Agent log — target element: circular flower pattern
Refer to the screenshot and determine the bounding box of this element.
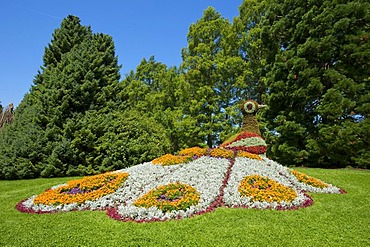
[133,182,200,213]
[33,172,129,205]
[238,175,297,203]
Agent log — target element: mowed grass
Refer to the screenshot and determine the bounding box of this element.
[0,168,369,246]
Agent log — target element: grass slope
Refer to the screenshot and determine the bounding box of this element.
[0,168,369,246]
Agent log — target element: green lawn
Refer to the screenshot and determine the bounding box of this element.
[0,168,369,246]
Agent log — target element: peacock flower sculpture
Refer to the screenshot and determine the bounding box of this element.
[17,100,346,223]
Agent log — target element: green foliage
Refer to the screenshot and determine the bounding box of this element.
[0,16,170,179]
[181,7,249,147]
[119,56,193,152]
[94,110,171,170]
[0,96,47,179]
[260,0,370,168]
[42,15,92,68]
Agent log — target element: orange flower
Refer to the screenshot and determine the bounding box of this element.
[238,175,297,203]
[209,148,234,159]
[152,154,193,166]
[290,170,329,188]
[178,147,207,157]
[34,172,129,205]
[236,151,263,161]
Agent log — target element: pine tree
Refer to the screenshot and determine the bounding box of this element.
[42,15,92,68]
[0,15,126,178]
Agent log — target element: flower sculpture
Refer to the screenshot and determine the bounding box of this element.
[17,99,346,222]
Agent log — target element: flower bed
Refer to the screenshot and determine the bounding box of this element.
[223,157,311,209]
[152,154,192,166]
[221,132,267,154]
[109,156,230,222]
[290,170,329,189]
[34,172,129,205]
[178,147,207,157]
[133,182,200,213]
[17,152,345,222]
[209,148,234,159]
[238,175,297,203]
[236,151,263,161]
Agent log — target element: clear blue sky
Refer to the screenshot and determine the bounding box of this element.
[0,0,242,108]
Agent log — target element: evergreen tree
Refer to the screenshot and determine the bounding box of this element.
[0,95,47,179]
[0,15,127,178]
[37,32,121,176]
[261,0,370,167]
[42,15,92,68]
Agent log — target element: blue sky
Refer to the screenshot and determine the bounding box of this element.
[0,0,242,108]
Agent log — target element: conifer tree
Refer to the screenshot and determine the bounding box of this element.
[0,15,126,178]
[261,0,370,167]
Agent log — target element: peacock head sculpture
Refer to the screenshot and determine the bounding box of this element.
[240,99,266,135]
[221,99,267,155]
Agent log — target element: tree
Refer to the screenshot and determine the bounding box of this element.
[181,7,248,147]
[42,15,92,68]
[37,31,122,177]
[0,15,125,178]
[236,0,272,103]
[0,95,47,179]
[261,0,370,167]
[119,56,192,152]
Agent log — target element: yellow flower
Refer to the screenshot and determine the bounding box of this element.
[34,172,129,205]
[209,148,234,159]
[236,151,263,160]
[178,147,208,157]
[290,170,329,188]
[152,154,192,166]
[238,175,297,203]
